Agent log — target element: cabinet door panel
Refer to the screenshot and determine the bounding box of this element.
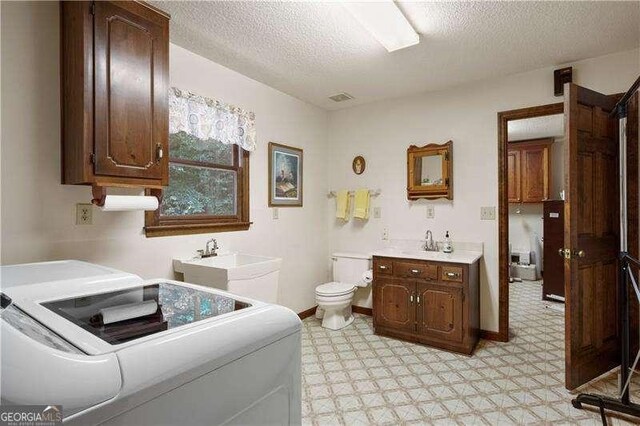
[507,150,521,202]
[373,278,415,331]
[521,146,549,202]
[417,283,463,343]
[94,1,168,180]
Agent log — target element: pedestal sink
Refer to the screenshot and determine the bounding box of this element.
[173,254,282,304]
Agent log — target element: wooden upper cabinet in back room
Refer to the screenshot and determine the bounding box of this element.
[508,138,552,203]
[61,1,170,188]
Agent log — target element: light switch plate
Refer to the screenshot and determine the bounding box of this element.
[426,205,435,219]
[373,207,381,218]
[480,206,496,220]
[272,208,279,220]
[76,203,93,225]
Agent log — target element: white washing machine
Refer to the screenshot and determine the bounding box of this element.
[0,260,301,425]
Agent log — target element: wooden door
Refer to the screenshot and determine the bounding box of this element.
[564,84,620,390]
[507,149,521,202]
[416,282,463,343]
[521,145,549,202]
[93,1,168,180]
[373,278,416,331]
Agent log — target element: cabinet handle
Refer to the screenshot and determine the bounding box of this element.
[445,272,459,278]
[410,269,420,274]
[379,265,387,270]
[410,294,414,303]
[156,143,163,163]
[416,295,421,304]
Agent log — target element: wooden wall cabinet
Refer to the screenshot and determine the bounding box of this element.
[61,1,170,189]
[507,138,552,203]
[372,256,480,355]
[407,141,453,200]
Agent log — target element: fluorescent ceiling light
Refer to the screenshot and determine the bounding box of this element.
[342,1,419,52]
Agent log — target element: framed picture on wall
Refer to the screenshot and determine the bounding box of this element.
[269,142,303,207]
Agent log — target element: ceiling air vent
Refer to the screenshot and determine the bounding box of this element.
[329,92,354,102]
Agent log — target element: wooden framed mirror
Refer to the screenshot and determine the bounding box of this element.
[407,141,453,200]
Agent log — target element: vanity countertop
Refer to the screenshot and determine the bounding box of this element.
[370,248,483,265]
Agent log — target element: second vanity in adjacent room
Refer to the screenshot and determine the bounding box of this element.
[370,245,482,355]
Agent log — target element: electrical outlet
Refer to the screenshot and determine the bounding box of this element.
[272,208,279,220]
[76,203,93,225]
[373,207,381,218]
[426,205,435,219]
[480,206,496,220]
[382,227,389,240]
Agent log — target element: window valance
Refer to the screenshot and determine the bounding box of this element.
[168,87,256,152]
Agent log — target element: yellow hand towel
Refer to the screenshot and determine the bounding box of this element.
[335,189,350,220]
[353,188,370,220]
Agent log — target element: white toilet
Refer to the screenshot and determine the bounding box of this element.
[315,252,372,330]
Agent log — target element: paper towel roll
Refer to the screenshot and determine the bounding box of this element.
[100,195,159,212]
[99,300,158,325]
[362,269,373,284]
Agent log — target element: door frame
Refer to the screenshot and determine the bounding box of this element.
[496,102,564,342]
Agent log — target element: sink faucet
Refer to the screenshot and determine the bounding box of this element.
[198,239,219,258]
[424,230,437,252]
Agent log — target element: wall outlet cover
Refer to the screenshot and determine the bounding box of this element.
[76,203,93,225]
[382,227,389,240]
[480,206,496,220]
[426,205,435,219]
[272,207,279,220]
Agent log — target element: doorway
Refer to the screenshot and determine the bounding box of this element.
[498,85,632,391]
[497,103,563,344]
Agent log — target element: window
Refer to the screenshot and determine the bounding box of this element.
[144,131,250,237]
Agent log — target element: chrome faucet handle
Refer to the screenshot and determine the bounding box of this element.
[196,249,205,258]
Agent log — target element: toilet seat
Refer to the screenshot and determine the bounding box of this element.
[315,282,355,297]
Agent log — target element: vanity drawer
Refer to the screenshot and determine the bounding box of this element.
[375,259,394,275]
[394,262,438,280]
[441,266,464,283]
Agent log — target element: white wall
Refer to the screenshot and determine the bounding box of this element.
[0,2,330,314]
[327,48,640,332]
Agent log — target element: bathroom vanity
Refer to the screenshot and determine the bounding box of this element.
[371,249,481,355]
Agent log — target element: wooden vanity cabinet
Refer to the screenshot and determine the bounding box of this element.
[372,256,479,355]
[508,138,552,203]
[61,1,170,188]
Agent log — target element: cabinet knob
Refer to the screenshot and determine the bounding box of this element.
[410,269,420,274]
[445,272,459,278]
[379,265,387,270]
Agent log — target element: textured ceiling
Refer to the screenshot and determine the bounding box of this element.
[508,114,564,142]
[153,1,640,110]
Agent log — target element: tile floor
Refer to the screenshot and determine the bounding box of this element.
[301,280,640,425]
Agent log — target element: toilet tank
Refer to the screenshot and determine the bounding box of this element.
[332,252,372,284]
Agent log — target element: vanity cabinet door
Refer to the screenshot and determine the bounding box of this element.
[416,282,464,343]
[507,149,521,202]
[373,278,416,332]
[93,1,169,181]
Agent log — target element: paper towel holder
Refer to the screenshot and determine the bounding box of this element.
[91,185,162,207]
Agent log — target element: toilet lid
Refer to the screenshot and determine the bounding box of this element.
[316,282,356,296]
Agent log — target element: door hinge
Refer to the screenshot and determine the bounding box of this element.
[89,153,95,164]
[90,2,95,15]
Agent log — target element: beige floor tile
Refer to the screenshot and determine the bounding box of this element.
[301,280,640,425]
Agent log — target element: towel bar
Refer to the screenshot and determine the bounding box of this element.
[327,189,381,198]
